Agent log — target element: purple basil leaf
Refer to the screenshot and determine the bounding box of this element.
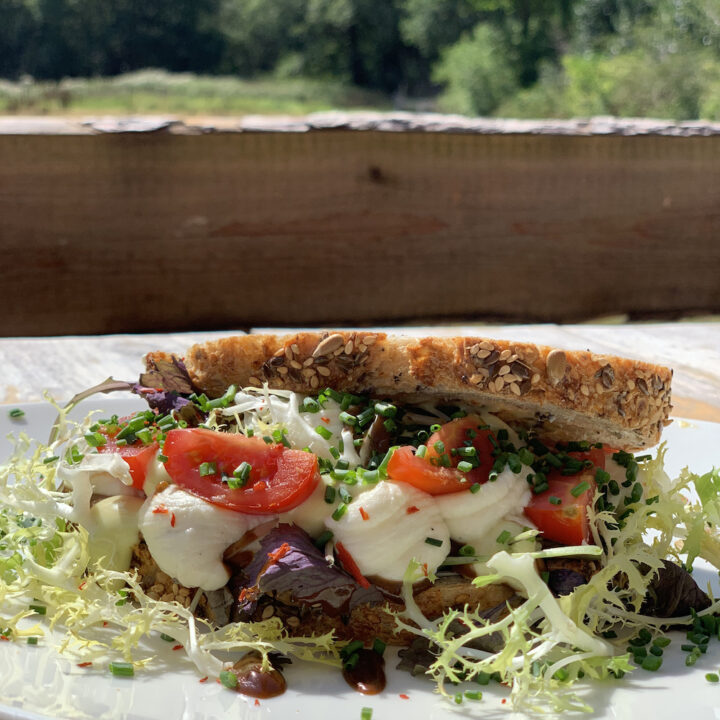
[237,524,384,617]
[139,355,196,395]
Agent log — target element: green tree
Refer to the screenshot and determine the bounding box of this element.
[433,23,518,114]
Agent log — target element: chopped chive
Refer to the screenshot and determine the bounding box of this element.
[160,633,175,642]
[544,453,562,468]
[496,530,512,544]
[324,486,336,504]
[454,693,463,704]
[315,425,333,441]
[377,446,398,479]
[457,446,477,458]
[332,503,347,521]
[84,432,107,448]
[470,483,481,493]
[653,636,671,648]
[570,480,590,497]
[29,604,46,615]
[458,544,476,556]
[464,690,482,700]
[315,529,333,549]
[425,536,443,547]
[135,428,152,444]
[372,637,386,656]
[707,673,719,683]
[433,440,445,454]
[9,408,25,419]
[383,418,397,433]
[595,468,611,484]
[339,411,357,426]
[232,462,252,485]
[374,402,397,418]
[219,669,238,688]
[199,462,217,476]
[338,487,353,504]
[429,424,441,432]
[415,444,427,459]
[360,469,379,484]
[457,460,473,473]
[549,495,562,505]
[42,456,60,465]
[109,661,134,677]
[609,479,620,495]
[361,708,373,720]
[641,654,662,671]
[157,454,169,463]
[533,482,549,494]
[26,636,38,645]
[475,671,491,685]
[301,397,320,413]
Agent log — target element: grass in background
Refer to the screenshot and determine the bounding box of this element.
[0,69,391,116]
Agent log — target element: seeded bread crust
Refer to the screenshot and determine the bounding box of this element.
[148,331,672,450]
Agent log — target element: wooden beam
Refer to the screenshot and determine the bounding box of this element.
[1,128,719,335]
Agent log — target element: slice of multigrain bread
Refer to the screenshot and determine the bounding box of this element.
[150,332,672,450]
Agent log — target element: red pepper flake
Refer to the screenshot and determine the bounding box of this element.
[422,563,429,577]
[102,621,108,627]
[399,693,410,700]
[254,699,260,707]
[321,416,330,424]
[268,542,291,564]
[406,505,420,515]
[335,542,371,589]
[253,481,267,492]
[77,662,92,668]
[199,676,208,683]
[78,581,87,590]
[359,507,370,521]
[0,636,9,642]
[152,504,169,515]
[173,644,183,651]
[238,588,248,602]
[501,699,507,705]
[170,512,176,528]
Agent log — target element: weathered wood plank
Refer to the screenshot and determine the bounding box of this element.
[1,130,719,335]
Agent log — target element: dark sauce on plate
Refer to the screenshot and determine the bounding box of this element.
[342,649,386,695]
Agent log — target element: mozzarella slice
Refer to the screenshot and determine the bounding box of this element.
[88,495,145,572]
[434,466,532,545]
[58,452,140,498]
[138,486,257,591]
[325,481,449,581]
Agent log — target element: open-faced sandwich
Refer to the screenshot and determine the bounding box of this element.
[3,332,720,713]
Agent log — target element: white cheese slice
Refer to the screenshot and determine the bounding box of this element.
[434,466,532,545]
[138,486,257,591]
[58,452,140,498]
[88,495,145,572]
[325,481,449,581]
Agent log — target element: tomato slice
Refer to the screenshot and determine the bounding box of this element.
[97,436,159,490]
[386,416,495,495]
[162,428,319,515]
[524,447,609,545]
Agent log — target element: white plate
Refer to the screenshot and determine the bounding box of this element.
[1,398,720,720]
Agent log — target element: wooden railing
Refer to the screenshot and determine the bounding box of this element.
[1,114,719,336]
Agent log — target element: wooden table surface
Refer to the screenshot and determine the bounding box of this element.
[1,322,719,423]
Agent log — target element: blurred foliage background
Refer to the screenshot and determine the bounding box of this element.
[1,0,718,118]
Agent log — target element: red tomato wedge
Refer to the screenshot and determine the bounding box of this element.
[162,428,319,515]
[386,416,495,495]
[97,436,159,490]
[524,447,608,545]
